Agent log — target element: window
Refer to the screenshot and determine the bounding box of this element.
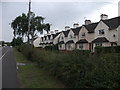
[113,34,116,37]
[59,44,62,48]
[79,44,83,49]
[99,29,104,35]
[70,35,73,39]
[68,44,71,50]
[81,32,86,38]
[95,43,102,47]
[61,37,64,40]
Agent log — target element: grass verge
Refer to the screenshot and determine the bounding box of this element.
[13,48,66,88]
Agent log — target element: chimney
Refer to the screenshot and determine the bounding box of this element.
[100,14,108,20]
[85,20,91,25]
[65,26,70,30]
[55,30,59,33]
[50,31,54,34]
[73,23,79,28]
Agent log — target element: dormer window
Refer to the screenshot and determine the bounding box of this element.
[81,32,85,38]
[70,35,72,39]
[99,29,104,35]
[61,37,64,40]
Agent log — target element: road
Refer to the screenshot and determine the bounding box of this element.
[2,46,20,88]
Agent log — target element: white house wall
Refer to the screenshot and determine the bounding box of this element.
[59,32,68,43]
[33,38,40,47]
[67,30,78,43]
[94,21,109,40]
[117,25,120,45]
[53,33,61,44]
[109,29,117,42]
[79,26,92,42]
[66,43,75,51]
[58,44,65,50]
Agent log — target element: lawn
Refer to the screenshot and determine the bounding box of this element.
[13,48,66,88]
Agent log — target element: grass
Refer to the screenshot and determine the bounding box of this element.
[13,48,66,88]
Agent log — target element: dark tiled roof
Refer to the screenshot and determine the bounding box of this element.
[48,35,51,40]
[66,40,74,44]
[44,36,47,40]
[72,27,82,35]
[58,41,65,44]
[39,43,45,45]
[41,37,44,41]
[54,32,61,38]
[39,43,43,45]
[51,34,55,38]
[84,22,98,33]
[49,42,53,44]
[76,39,88,44]
[92,37,109,43]
[102,16,120,30]
[45,42,48,44]
[62,30,70,37]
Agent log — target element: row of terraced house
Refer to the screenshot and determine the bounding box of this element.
[33,14,120,52]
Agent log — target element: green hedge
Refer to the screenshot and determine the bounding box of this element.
[18,44,120,88]
[45,45,59,51]
[95,46,120,54]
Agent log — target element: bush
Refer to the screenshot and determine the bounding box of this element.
[45,45,59,51]
[95,46,120,55]
[20,44,34,61]
[17,45,120,88]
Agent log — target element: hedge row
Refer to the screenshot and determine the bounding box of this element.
[95,46,120,54]
[18,44,120,88]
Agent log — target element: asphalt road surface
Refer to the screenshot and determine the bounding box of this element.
[2,46,20,88]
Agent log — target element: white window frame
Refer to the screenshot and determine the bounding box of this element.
[99,29,105,35]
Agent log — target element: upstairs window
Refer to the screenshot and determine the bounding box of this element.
[99,29,105,35]
[61,37,64,40]
[70,35,73,39]
[81,32,86,38]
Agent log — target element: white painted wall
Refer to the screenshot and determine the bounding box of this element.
[58,44,65,50]
[117,25,120,45]
[33,37,40,47]
[109,29,117,42]
[66,43,75,51]
[67,30,78,43]
[94,21,109,40]
[53,33,61,44]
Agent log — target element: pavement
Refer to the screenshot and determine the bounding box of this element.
[2,46,20,88]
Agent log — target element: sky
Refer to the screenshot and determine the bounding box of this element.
[0,0,120,42]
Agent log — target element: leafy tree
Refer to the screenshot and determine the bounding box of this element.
[11,12,51,44]
[11,37,23,46]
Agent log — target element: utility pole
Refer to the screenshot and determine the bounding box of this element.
[27,0,31,44]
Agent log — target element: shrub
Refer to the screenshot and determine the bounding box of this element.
[45,45,59,51]
[17,45,120,88]
[95,46,120,55]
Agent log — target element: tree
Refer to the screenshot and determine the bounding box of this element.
[11,37,23,46]
[11,12,51,44]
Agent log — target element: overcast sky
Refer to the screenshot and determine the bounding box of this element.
[0,0,119,42]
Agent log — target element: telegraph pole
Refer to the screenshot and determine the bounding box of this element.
[27,0,31,44]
